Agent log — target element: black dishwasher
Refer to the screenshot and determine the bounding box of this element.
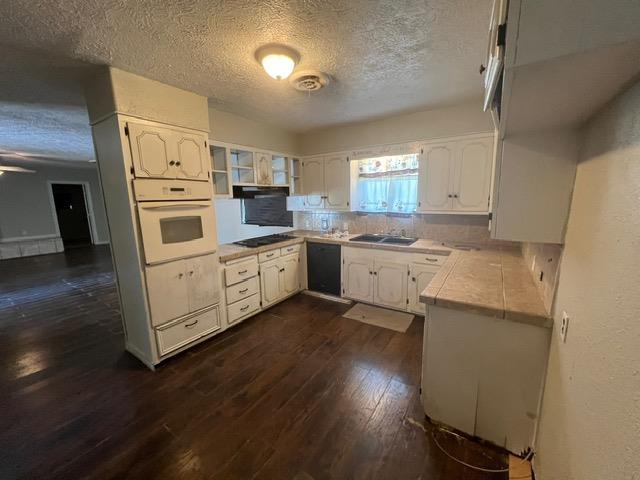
[306,242,341,296]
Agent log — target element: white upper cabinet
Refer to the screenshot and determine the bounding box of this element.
[418,142,455,211]
[418,134,494,214]
[128,122,174,179]
[301,157,326,209]
[175,132,209,181]
[453,137,493,212]
[128,121,209,181]
[255,152,273,185]
[301,155,350,211]
[324,155,350,210]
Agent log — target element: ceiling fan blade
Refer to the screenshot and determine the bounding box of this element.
[0,165,36,173]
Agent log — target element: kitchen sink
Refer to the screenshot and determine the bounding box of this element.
[349,234,417,246]
[379,237,417,245]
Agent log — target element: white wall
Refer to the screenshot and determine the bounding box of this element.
[209,107,299,154]
[214,198,294,245]
[535,80,640,479]
[0,162,109,243]
[298,101,493,155]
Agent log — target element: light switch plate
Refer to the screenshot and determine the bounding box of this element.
[560,311,569,343]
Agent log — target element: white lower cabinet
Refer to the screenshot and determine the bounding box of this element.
[223,247,301,327]
[260,258,284,307]
[227,293,261,325]
[343,255,374,303]
[260,252,301,308]
[156,305,221,356]
[408,263,440,314]
[373,261,409,310]
[146,253,219,327]
[342,247,446,313]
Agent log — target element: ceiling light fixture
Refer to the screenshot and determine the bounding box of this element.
[255,45,299,80]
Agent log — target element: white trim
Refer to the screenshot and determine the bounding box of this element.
[0,233,60,243]
[47,180,100,245]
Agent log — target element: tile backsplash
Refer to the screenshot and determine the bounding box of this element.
[294,212,516,246]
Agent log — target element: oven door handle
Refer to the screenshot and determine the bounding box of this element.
[139,203,211,211]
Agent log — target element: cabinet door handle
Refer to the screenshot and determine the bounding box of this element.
[453,194,458,198]
[447,194,452,198]
[369,271,373,275]
[279,268,285,272]
[178,273,184,279]
[240,305,250,311]
[373,271,378,276]
[188,270,194,276]
[176,161,181,166]
[411,277,416,282]
[239,288,248,294]
[169,160,176,166]
[184,320,199,328]
[238,269,248,274]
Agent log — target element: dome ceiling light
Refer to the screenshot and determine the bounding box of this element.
[255,44,299,80]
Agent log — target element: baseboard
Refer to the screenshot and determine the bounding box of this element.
[0,234,59,243]
[302,290,352,304]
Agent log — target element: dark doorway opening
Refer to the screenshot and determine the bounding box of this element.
[51,183,92,248]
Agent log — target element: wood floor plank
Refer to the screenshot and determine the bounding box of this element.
[0,246,508,480]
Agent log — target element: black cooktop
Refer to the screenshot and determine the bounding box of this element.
[233,234,296,248]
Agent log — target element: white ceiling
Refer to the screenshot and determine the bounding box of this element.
[0,0,491,163]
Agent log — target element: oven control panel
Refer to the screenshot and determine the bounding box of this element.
[134,179,212,201]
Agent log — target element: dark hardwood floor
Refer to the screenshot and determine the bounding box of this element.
[0,247,508,479]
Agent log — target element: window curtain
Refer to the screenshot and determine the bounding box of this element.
[356,154,419,213]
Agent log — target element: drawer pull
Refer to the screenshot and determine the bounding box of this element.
[238,288,249,294]
[286,247,293,252]
[184,320,199,328]
[425,258,438,262]
[240,305,250,311]
[238,269,248,274]
[266,253,274,257]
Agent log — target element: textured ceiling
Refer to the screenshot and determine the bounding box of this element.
[0,0,491,162]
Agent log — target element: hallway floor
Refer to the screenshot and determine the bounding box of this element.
[0,247,508,479]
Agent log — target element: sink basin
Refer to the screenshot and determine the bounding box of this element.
[349,234,417,246]
[350,234,386,243]
[380,237,417,246]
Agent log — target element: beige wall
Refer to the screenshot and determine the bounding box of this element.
[298,101,493,155]
[535,80,640,479]
[208,108,299,154]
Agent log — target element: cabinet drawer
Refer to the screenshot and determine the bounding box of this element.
[411,253,448,267]
[227,293,261,324]
[226,276,259,304]
[156,305,220,356]
[259,249,280,263]
[280,243,301,256]
[225,258,259,286]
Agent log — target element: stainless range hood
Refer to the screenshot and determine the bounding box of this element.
[232,185,289,199]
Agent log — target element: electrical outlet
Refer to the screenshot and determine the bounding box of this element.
[560,311,570,343]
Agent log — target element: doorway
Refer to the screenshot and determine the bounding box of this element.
[50,183,94,248]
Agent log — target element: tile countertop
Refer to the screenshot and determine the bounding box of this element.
[419,247,553,329]
[218,230,551,329]
[217,230,456,262]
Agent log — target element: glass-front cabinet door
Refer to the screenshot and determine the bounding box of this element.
[272,155,289,186]
[210,144,230,197]
[230,148,256,185]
